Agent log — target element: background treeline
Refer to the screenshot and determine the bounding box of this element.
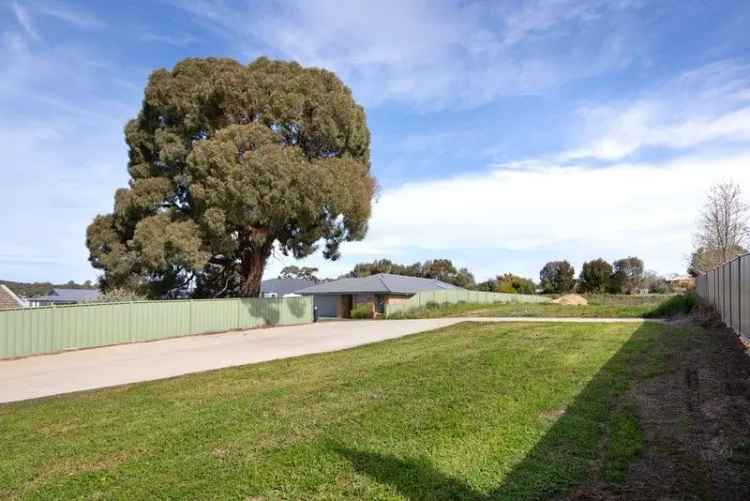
[1,280,97,298]
[340,255,674,295]
[344,259,476,288]
[538,256,672,294]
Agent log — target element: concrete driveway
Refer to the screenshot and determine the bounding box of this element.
[0,317,654,404]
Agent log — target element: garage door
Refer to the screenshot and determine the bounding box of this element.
[314,295,338,318]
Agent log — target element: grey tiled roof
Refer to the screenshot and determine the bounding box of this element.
[33,288,101,303]
[260,278,316,296]
[297,273,459,295]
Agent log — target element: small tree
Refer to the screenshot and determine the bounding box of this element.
[495,273,536,294]
[539,261,576,293]
[475,280,496,292]
[578,258,613,293]
[693,181,749,272]
[609,257,644,294]
[642,271,669,294]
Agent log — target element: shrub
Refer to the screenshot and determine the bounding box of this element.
[350,303,374,319]
[496,273,536,294]
[425,301,441,310]
[644,294,696,318]
[642,271,671,294]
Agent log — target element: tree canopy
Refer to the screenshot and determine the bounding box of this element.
[345,258,475,288]
[609,257,644,294]
[578,258,613,293]
[539,260,576,293]
[279,266,319,282]
[87,57,375,298]
[693,181,749,273]
[688,245,746,277]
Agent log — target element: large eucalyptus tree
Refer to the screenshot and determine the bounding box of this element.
[87,58,374,297]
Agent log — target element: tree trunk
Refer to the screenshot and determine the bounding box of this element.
[239,240,273,297]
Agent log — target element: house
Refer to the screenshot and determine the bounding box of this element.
[0,284,26,310]
[259,278,316,298]
[665,275,696,290]
[27,288,101,307]
[297,273,459,318]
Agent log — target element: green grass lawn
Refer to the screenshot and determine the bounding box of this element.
[388,294,692,319]
[0,321,663,500]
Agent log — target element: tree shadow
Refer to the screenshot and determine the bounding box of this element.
[239,296,311,327]
[333,322,659,500]
[285,296,310,321]
[240,298,280,327]
[334,446,481,500]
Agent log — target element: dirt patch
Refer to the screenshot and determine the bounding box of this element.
[553,294,589,305]
[570,321,750,500]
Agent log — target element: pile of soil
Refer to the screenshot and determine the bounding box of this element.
[552,294,589,305]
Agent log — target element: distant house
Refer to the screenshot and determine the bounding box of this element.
[260,278,316,298]
[0,284,26,310]
[297,273,458,318]
[665,275,696,290]
[27,288,101,307]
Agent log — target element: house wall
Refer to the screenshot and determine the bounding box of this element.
[336,295,353,318]
[385,295,410,305]
[328,293,414,318]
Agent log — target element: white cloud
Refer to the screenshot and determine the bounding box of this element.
[560,60,750,161]
[138,32,195,47]
[10,2,41,42]
[32,3,105,30]
[174,0,641,109]
[268,151,750,281]
[0,27,136,283]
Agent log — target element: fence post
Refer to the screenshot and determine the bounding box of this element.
[128,301,133,342]
[236,298,241,330]
[739,257,743,336]
[730,261,733,329]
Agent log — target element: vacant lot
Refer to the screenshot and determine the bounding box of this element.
[389,294,688,319]
[1,319,748,500]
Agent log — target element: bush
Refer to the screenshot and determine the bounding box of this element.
[425,301,442,310]
[496,273,536,294]
[644,294,696,318]
[350,303,374,319]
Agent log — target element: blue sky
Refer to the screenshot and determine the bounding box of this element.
[2,0,750,284]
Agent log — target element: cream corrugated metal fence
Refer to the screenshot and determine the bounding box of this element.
[695,253,750,339]
[0,296,313,359]
[385,289,550,317]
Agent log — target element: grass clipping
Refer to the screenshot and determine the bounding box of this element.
[552,294,589,305]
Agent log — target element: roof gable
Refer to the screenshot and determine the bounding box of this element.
[0,284,25,310]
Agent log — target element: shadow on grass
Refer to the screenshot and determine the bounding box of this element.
[334,322,659,500]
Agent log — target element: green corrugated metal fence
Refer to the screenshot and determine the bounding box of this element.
[385,289,550,317]
[0,296,313,359]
